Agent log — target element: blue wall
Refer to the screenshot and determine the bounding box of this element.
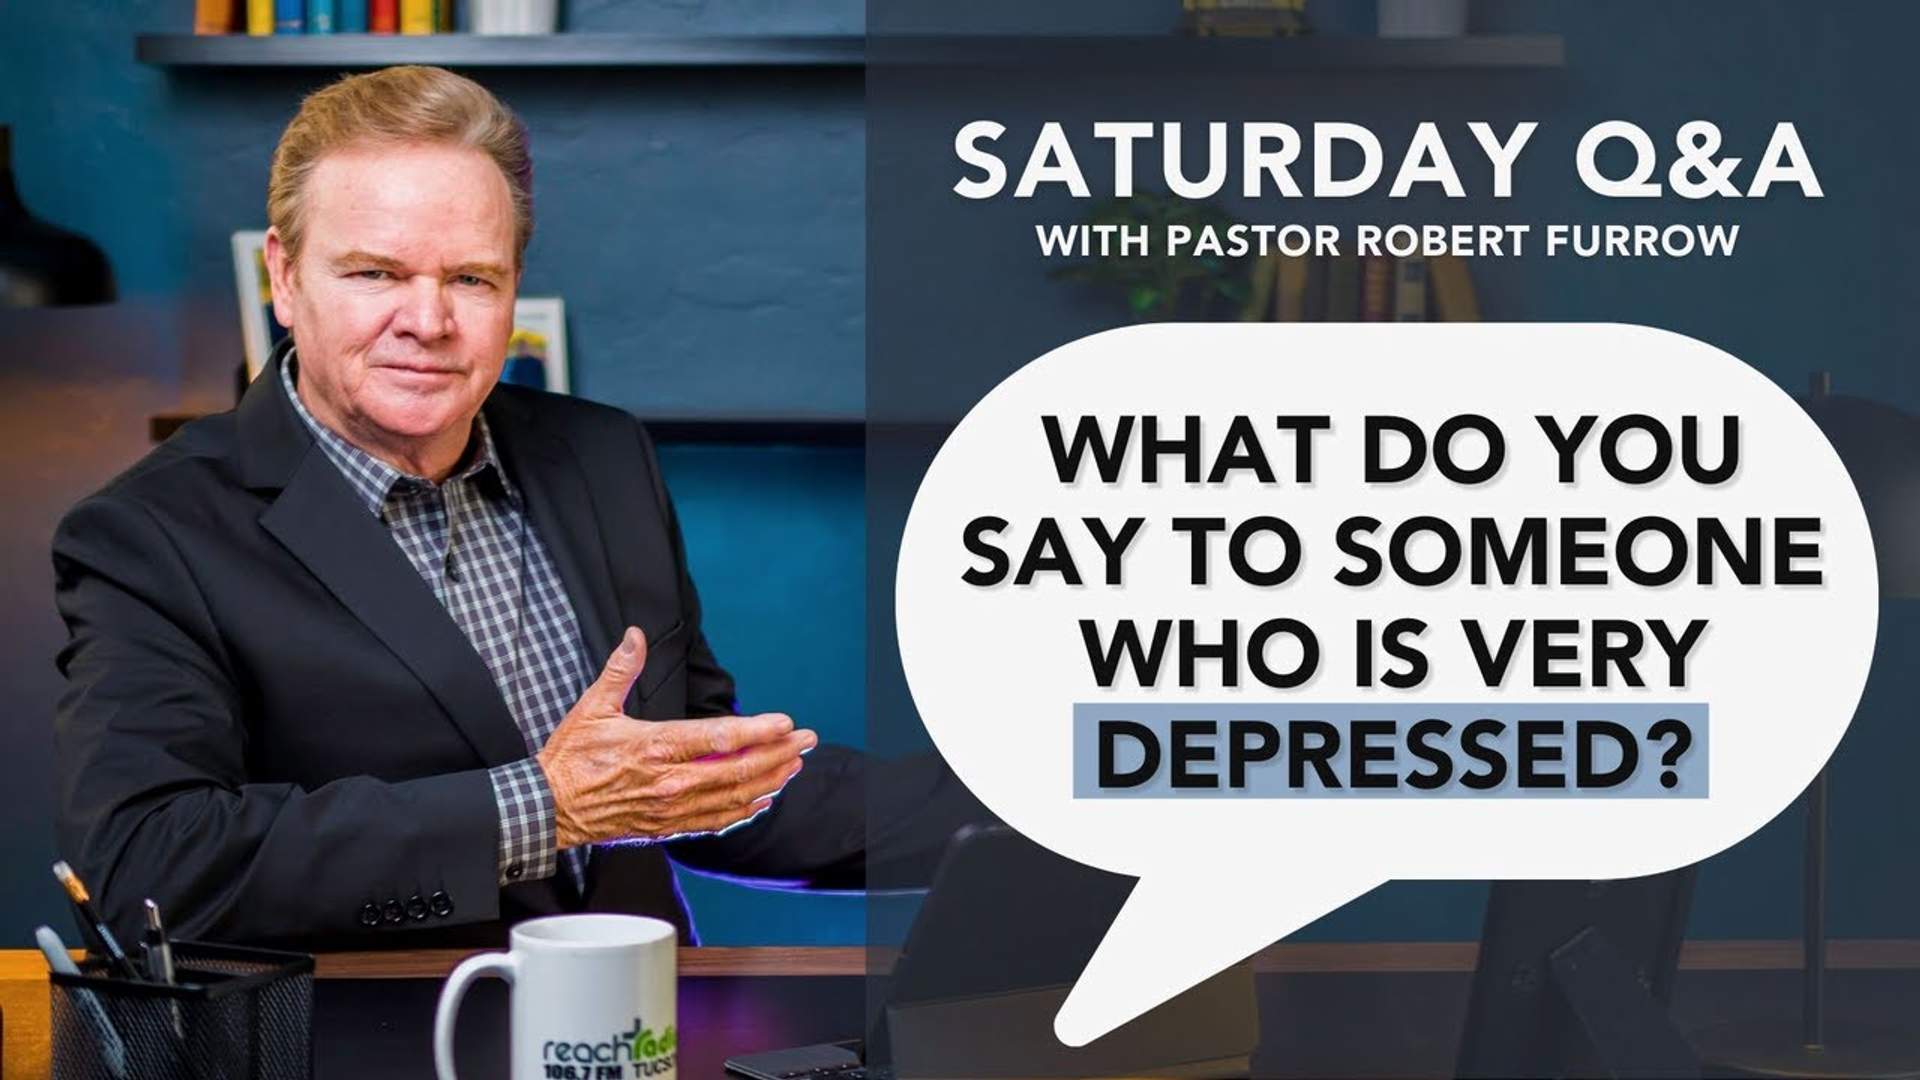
[662,444,866,943]
[0,0,865,945]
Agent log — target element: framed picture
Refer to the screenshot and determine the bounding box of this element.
[230,229,569,395]
[230,230,281,382]
[505,296,570,394]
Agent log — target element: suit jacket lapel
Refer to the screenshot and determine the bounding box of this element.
[484,394,621,673]
[241,343,532,767]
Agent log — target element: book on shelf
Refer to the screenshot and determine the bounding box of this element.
[1428,254,1481,321]
[1243,252,1380,322]
[400,0,434,34]
[1241,253,1480,322]
[1183,0,1310,37]
[1392,254,1428,321]
[224,0,412,33]
[1360,255,1393,321]
[1299,253,1327,321]
[1324,253,1361,320]
[1273,253,1310,321]
[195,0,239,33]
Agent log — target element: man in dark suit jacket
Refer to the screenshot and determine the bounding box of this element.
[52,66,963,950]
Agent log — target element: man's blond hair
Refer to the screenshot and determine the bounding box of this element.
[268,65,533,266]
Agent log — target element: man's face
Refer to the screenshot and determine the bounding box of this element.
[264,140,519,463]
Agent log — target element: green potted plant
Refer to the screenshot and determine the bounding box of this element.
[1049,192,1251,321]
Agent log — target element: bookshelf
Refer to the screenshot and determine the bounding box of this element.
[135,33,866,68]
[134,33,1564,71]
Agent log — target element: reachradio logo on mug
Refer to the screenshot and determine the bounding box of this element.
[540,1016,677,1078]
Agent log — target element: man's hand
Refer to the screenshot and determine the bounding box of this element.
[537,626,815,850]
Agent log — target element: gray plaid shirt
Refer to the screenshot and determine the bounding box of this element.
[282,353,587,890]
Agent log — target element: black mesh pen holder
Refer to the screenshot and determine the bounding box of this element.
[49,940,314,1080]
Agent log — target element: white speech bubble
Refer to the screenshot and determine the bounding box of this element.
[893,323,1876,1047]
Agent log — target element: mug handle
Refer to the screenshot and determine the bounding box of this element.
[434,951,519,1080]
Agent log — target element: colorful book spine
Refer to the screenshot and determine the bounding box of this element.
[1360,255,1393,321]
[437,0,454,32]
[399,0,434,34]
[339,0,368,31]
[307,0,338,33]
[370,0,397,32]
[1273,253,1309,321]
[247,0,274,34]
[274,0,304,33]
[195,0,238,34]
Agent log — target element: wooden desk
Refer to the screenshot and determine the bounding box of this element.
[330,952,868,1079]
[4,941,1916,1078]
[1,947,867,1080]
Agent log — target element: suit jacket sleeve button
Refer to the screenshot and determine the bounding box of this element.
[381,899,405,924]
[405,894,429,921]
[429,890,454,918]
[358,903,382,928]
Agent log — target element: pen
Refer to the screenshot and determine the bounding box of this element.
[142,899,175,984]
[37,925,130,1080]
[144,898,187,1038]
[52,860,142,981]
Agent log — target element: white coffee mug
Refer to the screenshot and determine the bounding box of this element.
[470,0,561,34]
[434,913,677,1080]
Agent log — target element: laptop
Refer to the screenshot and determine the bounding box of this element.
[724,824,1257,1078]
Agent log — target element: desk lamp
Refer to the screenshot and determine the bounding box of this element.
[0,124,114,307]
[1695,374,1920,1079]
